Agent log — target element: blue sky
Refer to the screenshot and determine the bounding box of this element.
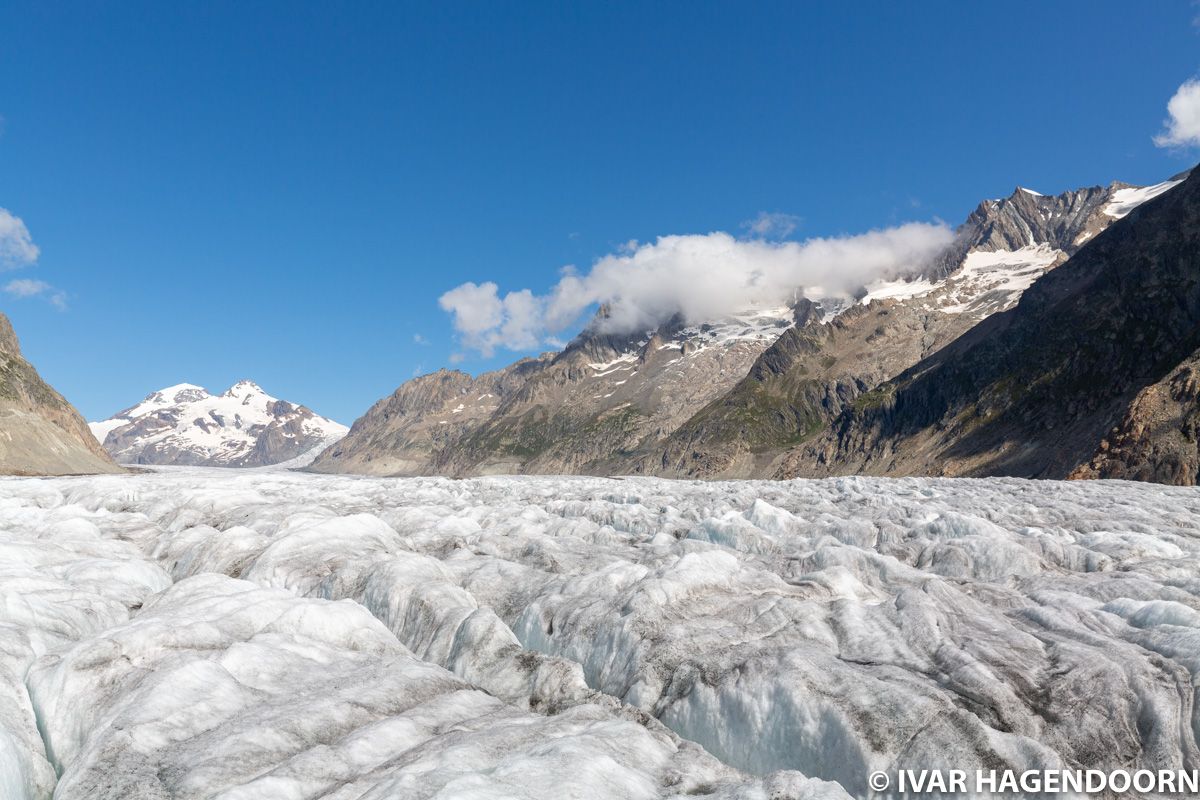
[0,1,1197,424]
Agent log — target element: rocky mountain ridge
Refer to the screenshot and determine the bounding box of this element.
[777,165,1200,481]
[311,169,1196,484]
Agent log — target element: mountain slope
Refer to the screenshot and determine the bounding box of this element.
[630,178,1174,478]
[777,166,1200,481]
[436,306,798,475]
[312,172,1188,482]
[312,306,797,477]
[0,312,122,475]
[308,357,551,476]
[92,381,347,467]
[627,297,982,478]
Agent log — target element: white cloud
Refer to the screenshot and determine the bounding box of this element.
[438,282,544,357]
[438,282,503,340]
[4,278,66,310]
[742,211,801,239]
[0,209,40,268]
[440,221,952,356]
[1155,77,1200,148]
[413,333,429,345]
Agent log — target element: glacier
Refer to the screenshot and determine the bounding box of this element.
[1,470,1199,798]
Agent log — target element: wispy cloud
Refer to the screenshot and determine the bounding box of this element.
[439,221,952,356]
[1155,77,1200,148]
[741,211,801,240]
[413,333,429,345]
[0,209,40,269]
[4,278,67,310]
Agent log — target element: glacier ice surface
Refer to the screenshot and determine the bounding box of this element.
[1,470,1199,798]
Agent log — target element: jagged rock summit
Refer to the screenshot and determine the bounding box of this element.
[91,380,347,467]
[779,165,1200,481]
[0,312,122,475]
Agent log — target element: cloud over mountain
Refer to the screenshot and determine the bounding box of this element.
[440,222,952,356]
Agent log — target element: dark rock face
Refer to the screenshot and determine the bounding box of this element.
[0,312,122,475]
[1070,351,1200,485]
[778,167,1200,482]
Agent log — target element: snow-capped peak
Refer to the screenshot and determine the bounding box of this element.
[157,382,209,397]
[151,382,210,403]
[108,383,212,423]
[89,381,348,467]
[856,174,1187,321]
[222,380,271,402]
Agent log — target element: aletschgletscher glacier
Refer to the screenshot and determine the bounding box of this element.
[2,469,1198,798]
